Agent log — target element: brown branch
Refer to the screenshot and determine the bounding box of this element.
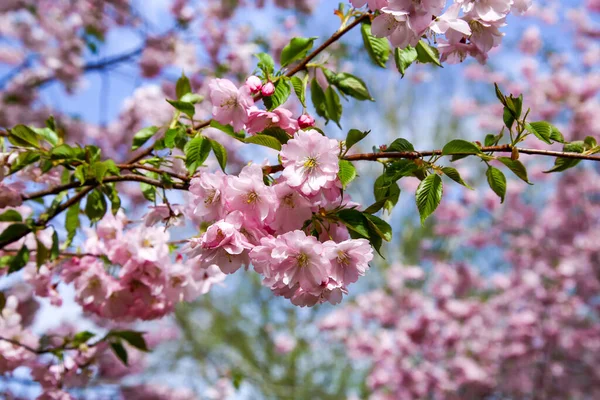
[22,174,189,201]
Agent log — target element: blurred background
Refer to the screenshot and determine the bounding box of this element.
[1,0,600,399]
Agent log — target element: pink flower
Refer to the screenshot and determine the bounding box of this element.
[186,211,253,274]
[350,0,388,10]
[297,113,315,129]
[280,129,340,196]
[224,164,277,223]
[209,78,254,132]
[323,239,373,286]
[273,107,299,134]
[261,81,275,96]
[189,170,228,223]
[430,4,472,37]
[245,75,262,93]
[271,183,313,233]
[0,183,22,209]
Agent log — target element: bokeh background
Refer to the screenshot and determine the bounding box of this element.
[1,0,600,398]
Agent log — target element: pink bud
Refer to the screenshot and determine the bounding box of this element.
[297,114,315,129]
[261,81,275,97]
[245,75,262,93]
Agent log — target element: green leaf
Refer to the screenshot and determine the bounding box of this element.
[386,138,415,152]
[334,72,373,101]
[503,107,515,130]
[336,209,370,238]
[543,141,584,173]
[550,126,565,143]
[71,331,95,346]
[497,157,531,184]
[486,166,507,203]
[291,75,308,108]
[263,79,291,111]
[364,214,392,242]
[0,223,29,244]
[260,127,289,144]
[179,93,204,104]
[244,134,282,151]
[585,136,597,149]
[415,40,442,67]
[8,245,29,274]
[209,139,228,172]
[338,160,356,189]
[324,86,342,128]
[442,139,481,156]
[345,129,370,152]
[164,127,186,149]
[50,230,59,261]
[526,121,552,145]
[441,167,473,189]
[109,330,149,352]
[85,189,107,223]
[35,237,49,268]
[8,125,40,148]
[484,133,501,147]
[394,46,418,77]
[103,184,121,215]
[65,202,80,247]
[141,181,156,202]
[50,144,78,160]
[280,37,316,67]
[255,53,275,75]
[209,120,245,140]
[175,73,192,99]
[361,22,390,68]
[415,174,443,225]
[310,78,328,121]
[10,151,40,174]
[110,342,129,366]
[33,127,59,146]
[0,210,22,222]
[166,99,195,119]
[185,136,212,172]
[131,126,159,150]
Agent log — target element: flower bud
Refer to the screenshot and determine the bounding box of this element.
[261,81,275,97]
[297,114,315,129]
[245,75,262,93]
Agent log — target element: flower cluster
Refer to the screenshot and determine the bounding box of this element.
[59,211,226,321]
[186,128,374,307]
[353,0,533,63]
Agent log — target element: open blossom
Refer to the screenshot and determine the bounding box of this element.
[224,164,277,223]
[280,129,340,196]
[458,0,512,22]
[209,78,254,131]
[186,211,253,274]
[323,239,374,286]
[350,0,388,10]
[189,170,228,223]
[271,182,313,233]
[430,4,472,37]
[246,106,299,135]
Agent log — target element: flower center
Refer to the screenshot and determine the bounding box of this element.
[303,157,319,171]
[283,194,295,208]
[246,191,259,204]
[205,189,217,205]
[297,252,309,268]
[221,97,239,109]
[337,250,350,266]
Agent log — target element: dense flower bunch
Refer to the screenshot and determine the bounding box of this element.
[353,0,532,63]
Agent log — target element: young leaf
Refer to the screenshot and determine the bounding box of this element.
[8,125,40,148]
[394,46,418,77]
[415,174,443,225]
[441,167,473,189]
[263,79,291,111]
[497,157,531,184]
[415,40,442,67]
[0,210,22,222]
[110,342,129,366]
[109,330,149,352]
[334,73,373,101]
[338,160,357,189]
[280,37,316,67]
[244,135,282,151]
[324,86,342,128]
[65,202,80,247]
[386,138,415,152]
[175,73,192,99]
[166,99,195,119]
[291,76,307,108]
[255,53,275,75]
[361,22,390,68]
[209,139,228,172]
[525,121,552,145]
[345,129,370,152]
[486,166,507,203]
[132,126,159,150]
[441,140,481,155]
[185,136,212,172]
[85,189,107,223]
[310,78,329,121]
